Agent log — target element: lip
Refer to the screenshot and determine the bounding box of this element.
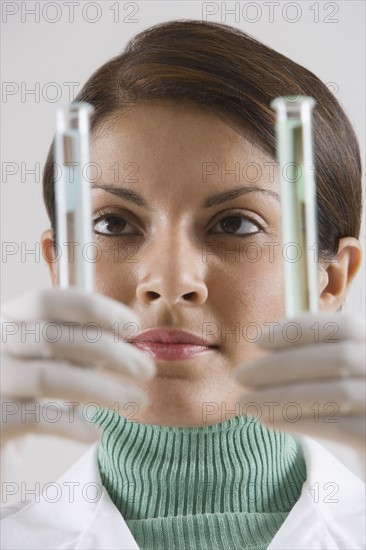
[128,329,217,361]
[129,329,214,346]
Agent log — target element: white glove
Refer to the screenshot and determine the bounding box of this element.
[234,312,365,454]
[1,288,156,443]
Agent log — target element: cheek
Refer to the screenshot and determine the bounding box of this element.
[206,250,285,359]
[94,243,137,302]
[209,246,285,320]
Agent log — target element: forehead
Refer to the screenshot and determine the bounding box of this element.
[89,102,279,213]
[91,101,271,167]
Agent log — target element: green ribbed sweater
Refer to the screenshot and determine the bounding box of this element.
[91,409,306,550]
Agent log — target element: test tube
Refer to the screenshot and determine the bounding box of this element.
[54,102,95,291]
[270,96,319,317]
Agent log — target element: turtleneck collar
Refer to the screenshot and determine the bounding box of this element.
[91,408,306,520]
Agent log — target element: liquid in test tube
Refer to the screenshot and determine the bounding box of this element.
[271,96,319,318]
[54,102,95,291]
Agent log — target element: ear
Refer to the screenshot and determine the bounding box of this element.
[41,229,58,287]
[318,237,362,311]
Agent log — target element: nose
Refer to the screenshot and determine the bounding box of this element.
[135,232,208,307]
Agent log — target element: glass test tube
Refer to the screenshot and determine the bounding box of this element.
[270,96,319,318]
[54,102,95,291]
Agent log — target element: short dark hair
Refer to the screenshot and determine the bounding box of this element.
[43,19,362,259]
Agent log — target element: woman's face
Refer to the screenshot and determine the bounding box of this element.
[86,101,287,426]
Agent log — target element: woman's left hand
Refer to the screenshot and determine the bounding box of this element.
[234,312,365,453]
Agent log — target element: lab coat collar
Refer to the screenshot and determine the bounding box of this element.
[2,435,365,549]
[1,440,138,550]
[268,435,365,549]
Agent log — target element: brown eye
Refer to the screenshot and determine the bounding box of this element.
[93,215,135,236]
[220,216,242,233]
[212,214,261,235]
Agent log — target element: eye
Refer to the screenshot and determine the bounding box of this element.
[93,213,139,236]
[211,212,262,236]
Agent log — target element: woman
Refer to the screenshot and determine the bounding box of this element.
[1,19,365,549]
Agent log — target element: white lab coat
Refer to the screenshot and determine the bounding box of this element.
[1,434,365,549]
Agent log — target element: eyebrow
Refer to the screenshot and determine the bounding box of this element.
[91,184,280,209]
[92,184,150,209]
[201,185,280,207]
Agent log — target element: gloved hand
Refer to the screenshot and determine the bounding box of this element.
[1,288,156,443]
[234,312,365,454]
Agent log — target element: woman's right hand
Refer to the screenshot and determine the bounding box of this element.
[0,287,156,443]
